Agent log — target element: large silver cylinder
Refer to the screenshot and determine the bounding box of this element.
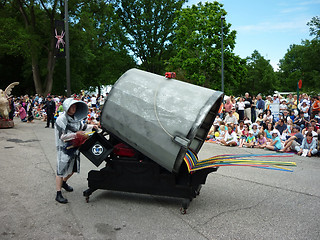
[101,69,223,173]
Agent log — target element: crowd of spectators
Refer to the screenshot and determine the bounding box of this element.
[6,93,105,129]
[207,92,320,157]
[3,90,320,157]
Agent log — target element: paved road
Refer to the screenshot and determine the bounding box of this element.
[1,119,319,240]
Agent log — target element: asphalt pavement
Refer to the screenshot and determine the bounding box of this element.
[0,119,319,240]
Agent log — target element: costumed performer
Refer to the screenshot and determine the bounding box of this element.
[55,98,95,204]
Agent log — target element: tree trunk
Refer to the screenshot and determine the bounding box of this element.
[44,34,56,95]
[31,49,43,94]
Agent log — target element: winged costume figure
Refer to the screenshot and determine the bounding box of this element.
[0,82,19,119]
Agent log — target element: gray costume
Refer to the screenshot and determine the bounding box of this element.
[55,98,88,177]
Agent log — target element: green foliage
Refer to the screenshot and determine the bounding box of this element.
[1,0,319,97]
[244,50,276,95]
[278,39,320,93]
[54,0,136,95]
[167,1,246,95]
[307,16,320,39]
[116,0,186,74]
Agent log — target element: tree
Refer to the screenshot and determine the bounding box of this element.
[245,50,276,95]
[57,0,136,94]
[278,17,320,93]
[167,1,247,95]
[116,0,186,74]
[9,0,63,95]
[307,16,320,39]
[0,0,136,95]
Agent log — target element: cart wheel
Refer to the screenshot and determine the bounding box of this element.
[181,198,191,214]
[196,185,202,195]
[180,207,187,215]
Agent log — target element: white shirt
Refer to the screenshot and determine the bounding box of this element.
[237,102,245,110]
[91,97,97,105]
[224,131,238,143]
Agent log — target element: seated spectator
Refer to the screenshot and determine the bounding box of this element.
[251,123,260,138]
[236,120,245,138]
[294,112,307,129]
[297,132,318,157]
[308,119,319,133]
[275,119,287,136]
[263,110,273,124]
[238,124,250,148]
[302,124,318,141]
[283,119,294,136]
[289,110,295,122]
[243,130,256,148]
[280,109,291,122]
[256,113,264,123]
[256,119,263,127]
[254,132,267,148]
[220,125,238,146]
[265,130,282,151]
[207,124,215,140]
[280,126,304,153]
[215,121,227,142]
[224,111,238,125]
[212,115,222,133]
[243,117,252,126]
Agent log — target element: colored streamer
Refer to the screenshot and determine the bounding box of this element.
[184,149,296,173]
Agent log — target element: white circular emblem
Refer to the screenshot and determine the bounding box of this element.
[92,144,104,156]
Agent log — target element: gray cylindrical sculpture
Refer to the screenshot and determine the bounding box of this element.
[101,68,223,173]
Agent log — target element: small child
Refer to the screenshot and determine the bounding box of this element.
[238,124,249,148]
[244,130,256,148]
[255,132,267,148]
[215,121,227,142]
[265,130,282,151]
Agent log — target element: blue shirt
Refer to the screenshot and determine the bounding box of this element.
[272,136,282,150]
[256,99,265,110]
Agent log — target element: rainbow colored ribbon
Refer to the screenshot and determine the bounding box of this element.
[184,149,296,173]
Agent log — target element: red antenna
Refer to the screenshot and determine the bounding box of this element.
[165,72,176,79]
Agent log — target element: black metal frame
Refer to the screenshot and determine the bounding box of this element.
[80,132,218,213]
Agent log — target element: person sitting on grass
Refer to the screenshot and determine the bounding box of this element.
[265,130,283,151]
[254,132,267,148]
[243,130,256,148]
[220,125,238,146]
[296,132,318,157]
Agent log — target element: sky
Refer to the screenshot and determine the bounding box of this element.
[186,0,320,70]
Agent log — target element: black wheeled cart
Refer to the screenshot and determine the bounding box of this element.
[81,132,217,213]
